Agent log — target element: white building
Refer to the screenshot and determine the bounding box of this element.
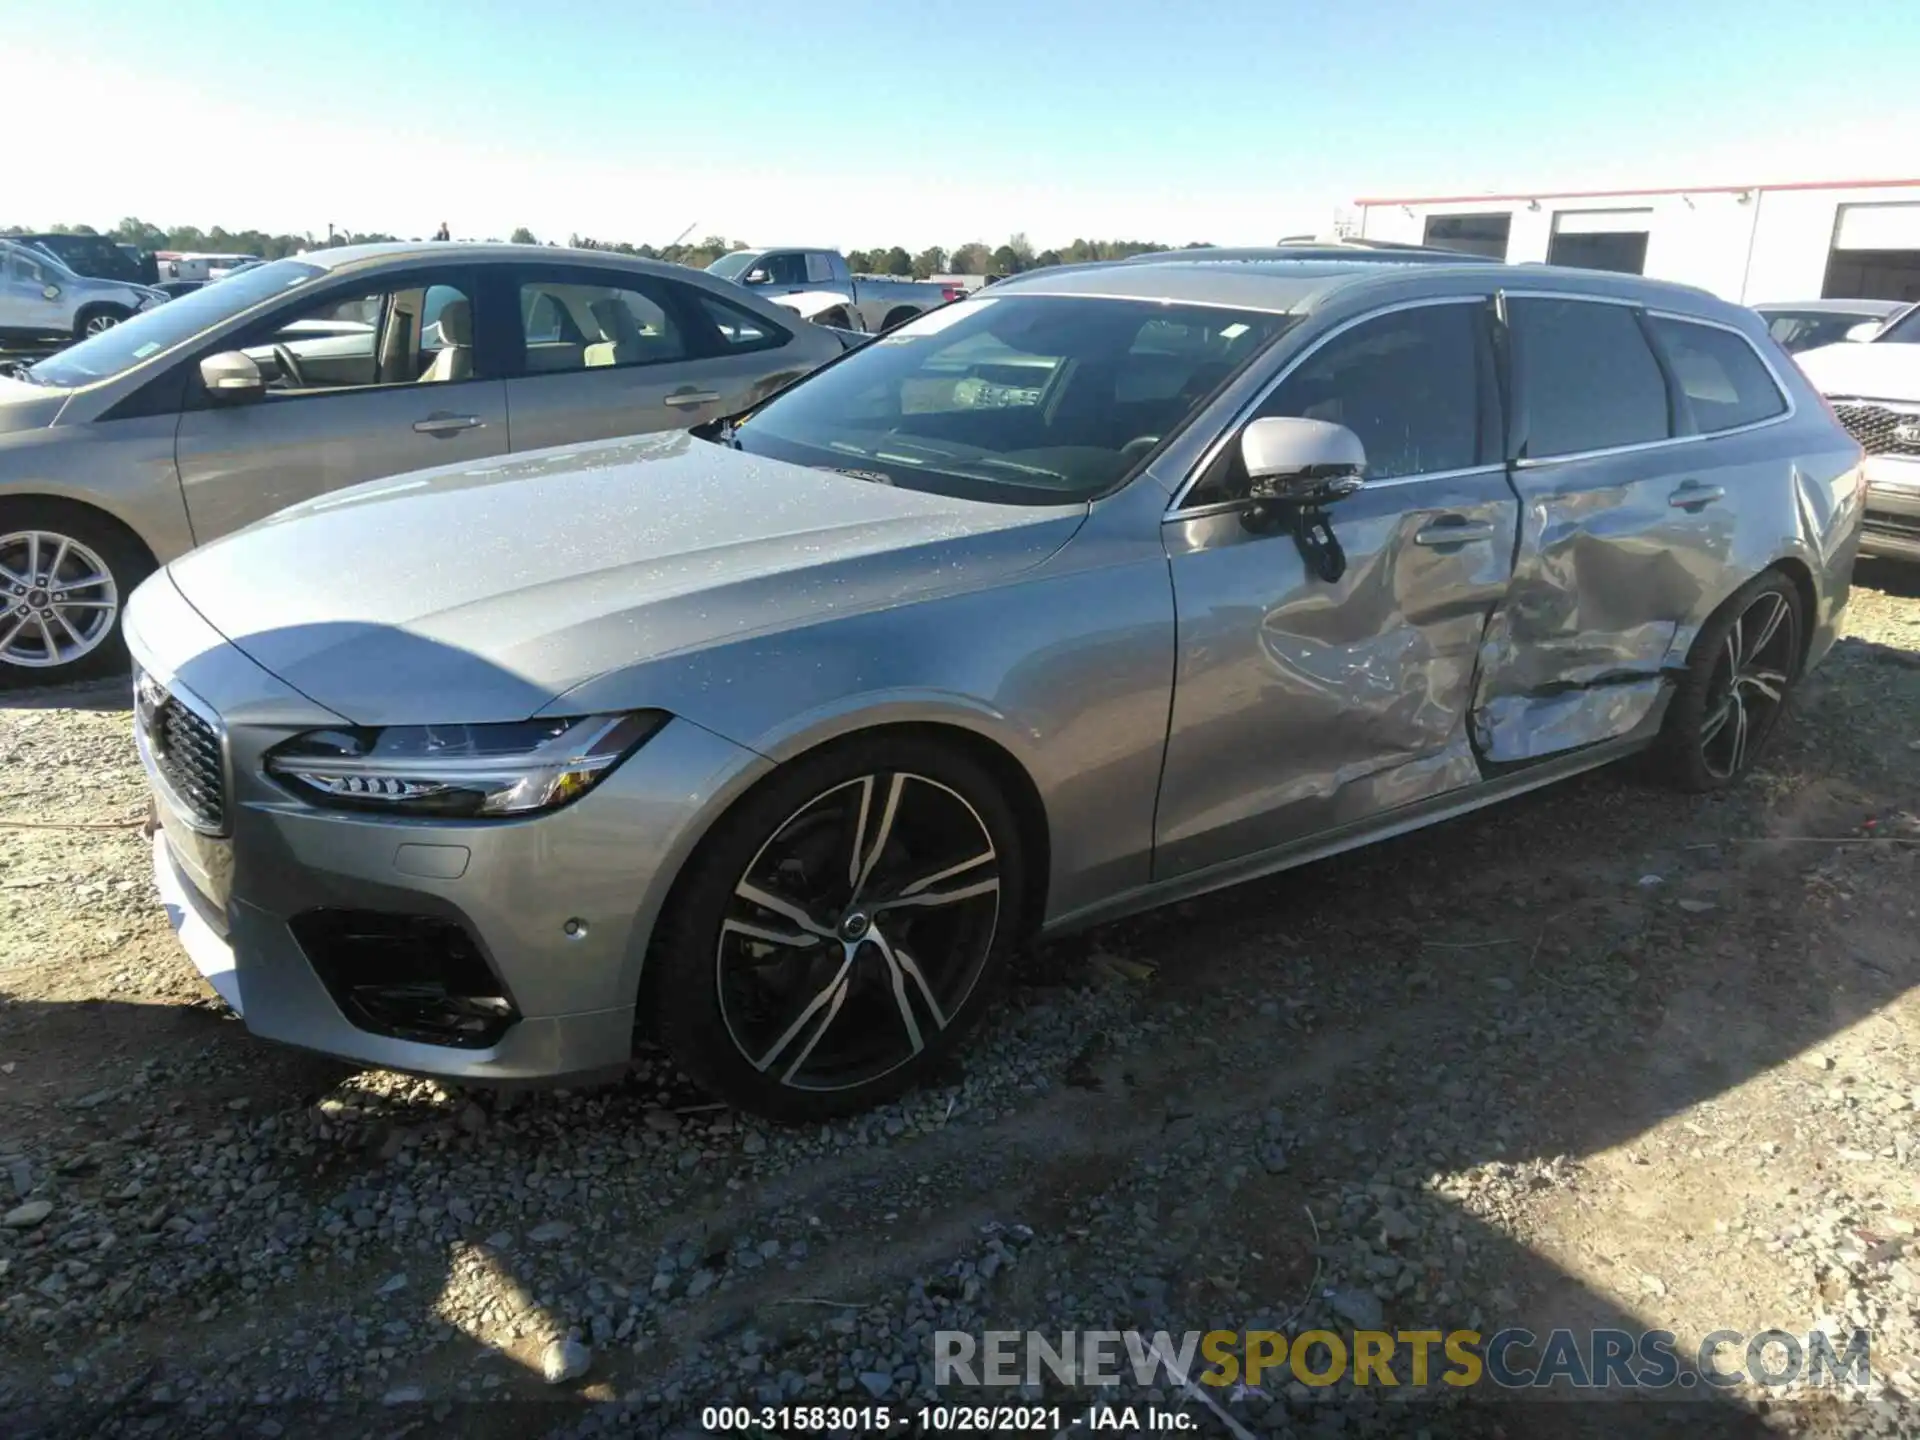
[1354,178,1920,305]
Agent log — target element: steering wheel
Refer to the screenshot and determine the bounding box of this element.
[1119,435,1161,464]
[272,343,309,390]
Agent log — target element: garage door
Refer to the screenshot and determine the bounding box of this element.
[1825,202,1920,302]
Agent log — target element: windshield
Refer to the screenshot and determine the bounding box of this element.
[1876,303,1920,344]
[27,258,325,388]
[716,294,1294,504]
[706,251,758,281]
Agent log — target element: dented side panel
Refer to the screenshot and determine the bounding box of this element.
[1155,469,1517,879]
[1473,422,1861,764]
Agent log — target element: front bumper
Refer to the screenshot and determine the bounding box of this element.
[127,576,771,1083]
[1861,457,1920,563]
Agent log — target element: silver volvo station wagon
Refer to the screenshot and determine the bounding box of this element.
[125,256,1865,1119]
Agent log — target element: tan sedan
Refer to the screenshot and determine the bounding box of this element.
[0,242,849,684]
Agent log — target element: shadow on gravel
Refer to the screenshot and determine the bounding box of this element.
[0,639,1914,1438]
[0,675,131,714]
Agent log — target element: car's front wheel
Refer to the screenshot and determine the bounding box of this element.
[0,500,153,688]
[73,304,131,341]
[1657,570,1805,792]
[647,734,1025,1121]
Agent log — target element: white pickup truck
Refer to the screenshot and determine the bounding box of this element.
[706,248,960,333]
[1796,300,1920,563]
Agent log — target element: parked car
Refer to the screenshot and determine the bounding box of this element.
[1,239,168,345]
[124,254,1863,1118]
[0,242,849,683]
[706,248,961,333]
[15,232,158,287]
[1755,299,1906,354]
[1794,300,1920,561]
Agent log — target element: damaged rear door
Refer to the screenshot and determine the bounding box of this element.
[1473,291,1735,762]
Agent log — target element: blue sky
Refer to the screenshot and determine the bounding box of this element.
[9,0,1918,250]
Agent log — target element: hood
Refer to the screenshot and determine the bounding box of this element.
[0,374,70,434]
[1795,341,1920,404]
[166,430,1085,725]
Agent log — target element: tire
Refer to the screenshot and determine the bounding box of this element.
[0,498,155,689]
[879,307,920,333]
[73,304,131,341]
[1655,570,1804,793]
[814,307,851,330]
[645,732,1026,1122]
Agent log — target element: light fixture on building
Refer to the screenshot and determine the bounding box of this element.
[1735,189,1754,204]
[1526,199,1541,212]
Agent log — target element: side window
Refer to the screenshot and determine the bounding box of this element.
[692,292,789,354]
[512,280,688,374]
[1510,298,1670,459]
[1189,303,1484,508]
[804,252,836,285]
[238,279,477,396]
[1646,317,1787,433]
[762,253,808,287]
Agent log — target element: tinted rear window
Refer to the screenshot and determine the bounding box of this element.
[1511,298,1670,459]
[1647,317,1786,433]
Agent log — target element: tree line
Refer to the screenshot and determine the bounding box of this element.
[4,219,1211,279]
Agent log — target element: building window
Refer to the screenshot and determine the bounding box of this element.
[1546,210,1652,275]
[1422,213,1511,260]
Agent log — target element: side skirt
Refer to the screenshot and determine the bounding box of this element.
[1042,689,1671,938]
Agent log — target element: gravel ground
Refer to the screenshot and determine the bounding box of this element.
[3,563,1920,1438]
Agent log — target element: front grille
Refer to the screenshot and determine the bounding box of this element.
[138,674,226,831]
[1867,509,1920,540]
[1832,401,1920,458]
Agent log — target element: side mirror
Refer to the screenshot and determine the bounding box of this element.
[743,268,769,285]
[199,350,266,404]
[1240,416,1367,504]
[1844,320,1883,343]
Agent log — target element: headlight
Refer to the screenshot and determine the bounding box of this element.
[264,712,666,818]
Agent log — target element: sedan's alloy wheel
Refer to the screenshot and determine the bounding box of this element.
[1699,588,1797,781]
[83,312,122,336]
[716,771,1001,1094]
[0,530,120,669]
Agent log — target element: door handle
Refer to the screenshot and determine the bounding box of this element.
[663,390,721,409]
[1413,518,1497,546]
[1668,482,1726,510]
[413,413,483,436]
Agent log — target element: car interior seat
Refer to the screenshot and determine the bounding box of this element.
[421,299,473,383]
[585,299,648,367]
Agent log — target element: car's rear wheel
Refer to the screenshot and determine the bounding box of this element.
[0,500,153,688]
[1657,571,1804,792]
[646,734,1024,1121]
[879,306,920,332]
[73,304,131,341]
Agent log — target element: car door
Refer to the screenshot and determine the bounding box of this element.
[1468,291,1747,763]
[502,266,815,449]
[1153,296,1518,879]
[173,268,508,542]
[2,248,71,334]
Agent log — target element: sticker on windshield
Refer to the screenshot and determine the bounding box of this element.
[877,297,993,343]
[1219,323,1250,340]
[132,343,163,359]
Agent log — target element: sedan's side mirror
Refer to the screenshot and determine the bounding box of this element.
[199,350,266,404]
[1845,320,1883,343]
[1240,416,1367,504]
[743,268,769,285]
